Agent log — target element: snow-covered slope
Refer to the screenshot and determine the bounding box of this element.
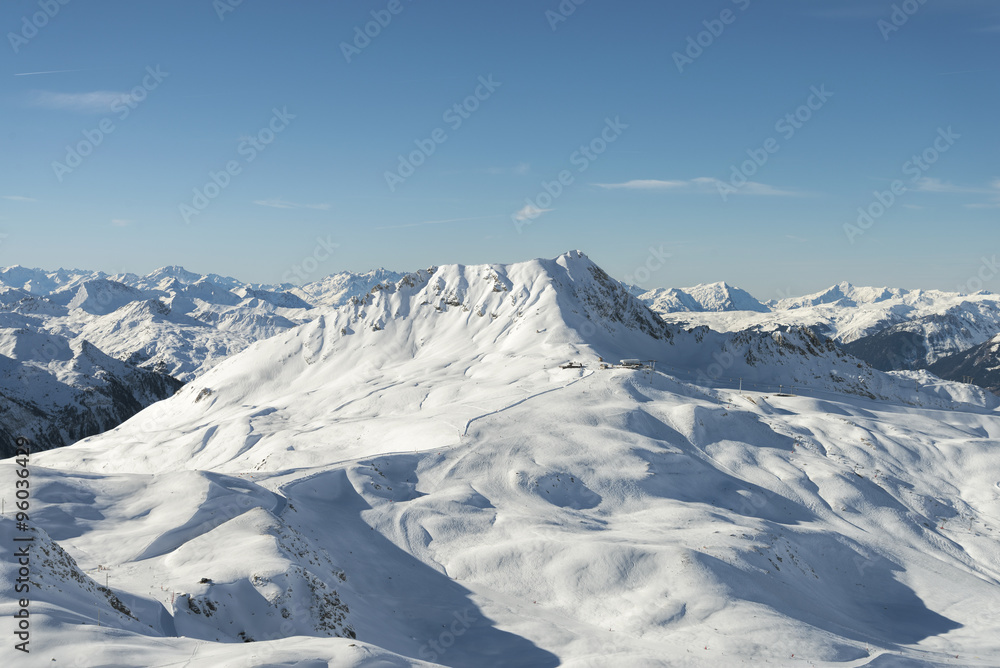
[775,282,913,310]
[0,287,68,317]
[0,265,107,296]
[290,268,408,308]
[929,333,1000,393]
[636,281,769,313]
[0,264,400,383]
[639,282,1000,381]
[0,330,183,456]
[53,279,149,315]
[73,299,252,380]
[0,264,413,455]
[7,252,1000,666]
[842,302,1000,370]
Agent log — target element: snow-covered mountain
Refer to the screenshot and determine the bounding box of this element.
[637,281,1000,384]
[0,264,401,382]
[0,265,108,296]
[929,333,1000,393]
[0,264,415,454]
[51,278,148,315]
[773,281,913,310]
[289,268,408,308]
[635,281,770,313]
[5,252,1000,666]
[842,302,1000,370]
[0,329,182,456]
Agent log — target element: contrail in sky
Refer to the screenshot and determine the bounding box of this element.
[14,68,101,77]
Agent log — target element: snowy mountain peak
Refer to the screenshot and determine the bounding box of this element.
[0,265,106,296]
[60,279,148,315]
[290,268,409,308]
[9,251,1000,666]
[776,282,916,310]
[685,281,770,313]
[636,280,769,314]
[145,265,205,285]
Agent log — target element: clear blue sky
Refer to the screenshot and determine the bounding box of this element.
[1,0,998,297]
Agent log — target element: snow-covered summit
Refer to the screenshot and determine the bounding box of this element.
[0,264,107,296]
[56,279,149,316]
[290,267,409,308]
[0,328,182,455]
[12,251,1000,666]
[45,250,991,474]
[636,281,770,314]
[776,281,927,310]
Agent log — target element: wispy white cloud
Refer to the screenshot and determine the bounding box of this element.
[595,177,799,197]
[513,204,552,222]
[2,195,37,202]
[914,178,1000,208]
[912,177,995,194]
[14,69,94,77]
[111,219,133,227]
[26,90,132,113]
[595,179,696,191]
[252,199,331,211]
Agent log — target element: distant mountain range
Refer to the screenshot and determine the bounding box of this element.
[631,279,1000,386]
[0,264,404,453]
[3,260,999,457]
[631,281,770,314]
[12,251,1000,666]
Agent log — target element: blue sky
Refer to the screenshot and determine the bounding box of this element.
[1,0,998,297]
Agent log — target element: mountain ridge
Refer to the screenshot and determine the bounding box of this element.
[9,251,1000,666]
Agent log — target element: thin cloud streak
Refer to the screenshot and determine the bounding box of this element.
[913,177,999,194]
[512,205,552,223]
[252,199,332,211]
[14,69,96,77]
[26,90,129,113]
[913,178,1000,209]
[595,177,800,197]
